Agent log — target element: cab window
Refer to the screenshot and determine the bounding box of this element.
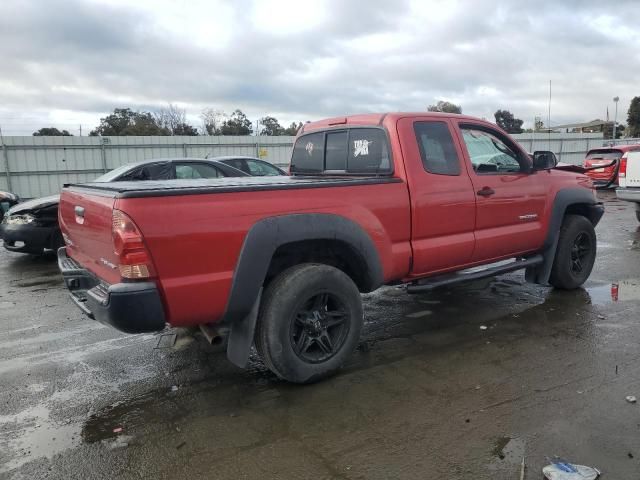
[290,128,391,174]
[460,128,525,174]
[175,163,222,179]
[246,160,282,176]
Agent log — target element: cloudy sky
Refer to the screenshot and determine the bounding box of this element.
[1,0,638,135]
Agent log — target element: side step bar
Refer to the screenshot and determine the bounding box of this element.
[406,255,544,294]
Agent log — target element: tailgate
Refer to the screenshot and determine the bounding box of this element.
[59,188,120,285]
[626,152,640,187]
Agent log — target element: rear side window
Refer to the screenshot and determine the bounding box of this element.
[117,162,173,181]
[290,128,391,174]
[413,121,460,175]
[347,129,390,173]
[291,132,324,173]
[585,149,622,160]
[326,131,348,170]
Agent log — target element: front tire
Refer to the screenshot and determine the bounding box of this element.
[549,215,597,290]
[255,263,363,384]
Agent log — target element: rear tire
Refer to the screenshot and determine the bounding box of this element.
[549,215,596,290]
[255,263,363,384]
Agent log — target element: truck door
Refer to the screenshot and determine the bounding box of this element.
[452,121,547,262]
[397,117,477,275]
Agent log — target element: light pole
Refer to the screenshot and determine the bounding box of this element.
[613,96,619,140]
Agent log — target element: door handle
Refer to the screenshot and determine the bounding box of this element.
[476,187,495,197]
[74,206,85,217]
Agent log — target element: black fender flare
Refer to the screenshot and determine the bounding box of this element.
[223,213,384,368]
[525,188,604,285]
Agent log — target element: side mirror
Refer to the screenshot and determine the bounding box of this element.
[533,151,557,170]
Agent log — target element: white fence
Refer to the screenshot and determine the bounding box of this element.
[510,132,605,165]
[0,135,295,198]
[0,132,606,199]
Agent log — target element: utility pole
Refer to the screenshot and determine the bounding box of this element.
[613,96,619,140]
[79,124,82,136]
[548,80,552,150]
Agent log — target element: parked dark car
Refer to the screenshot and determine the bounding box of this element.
[0,191,20,215]
[215,156,287,176]
[0,158,248,255]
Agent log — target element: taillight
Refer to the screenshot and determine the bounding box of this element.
[112,209,155,279]
[619,154,628,178]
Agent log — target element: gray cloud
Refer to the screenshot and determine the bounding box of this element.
[0,0,638,134]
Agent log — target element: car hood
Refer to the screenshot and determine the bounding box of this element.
[8,194,60,215]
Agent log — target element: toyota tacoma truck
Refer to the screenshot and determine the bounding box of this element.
[58,113,604,383]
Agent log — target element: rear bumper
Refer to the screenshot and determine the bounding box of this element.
[0,223,56,254]
[58,247,166,333]
[616,187,640,203]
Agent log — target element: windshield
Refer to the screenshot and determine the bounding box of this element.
[92,164,137,182]
[585,150,622,160]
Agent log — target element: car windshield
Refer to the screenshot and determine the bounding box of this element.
[585,150,622,160]
[93,164,137,182]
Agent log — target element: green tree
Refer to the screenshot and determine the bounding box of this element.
[90,108,170,136]
[534,117,545,132]
[627,97,640,137]
[259,116,284,136]
[172,123,199,136]
[33,127,72,136]
[283,122,303,136]
[494,110,523,134]
[220,109,253,135]
[427,100,462,114]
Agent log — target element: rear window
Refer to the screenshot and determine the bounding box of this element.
[586,149,622,160]
[290,128,391,174]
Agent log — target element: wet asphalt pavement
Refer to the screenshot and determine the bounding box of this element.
[2,191,640,479]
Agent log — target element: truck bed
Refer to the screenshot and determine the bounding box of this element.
[65,175,402,198]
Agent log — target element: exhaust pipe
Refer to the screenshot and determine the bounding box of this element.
[199,324,228,348]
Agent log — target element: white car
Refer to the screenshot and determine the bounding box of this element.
[615,150,640,222]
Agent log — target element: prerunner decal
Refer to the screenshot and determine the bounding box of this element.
[353,139,371,157]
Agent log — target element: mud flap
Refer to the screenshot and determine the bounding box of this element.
[525,236,559,285]
[226,289,261,368]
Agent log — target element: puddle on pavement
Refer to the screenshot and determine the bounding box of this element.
[587,279,640,305]
[0,404,81,473]
[82,389,185,444]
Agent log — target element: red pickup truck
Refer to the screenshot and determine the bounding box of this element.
[58,113,603,383]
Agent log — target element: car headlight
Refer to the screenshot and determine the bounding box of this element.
[4,214,36,225]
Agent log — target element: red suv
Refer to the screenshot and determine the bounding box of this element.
[583,145,640,188]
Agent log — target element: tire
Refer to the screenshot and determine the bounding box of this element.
[635,204,640,223]
[255,263,363,384]
[549,215,597,290]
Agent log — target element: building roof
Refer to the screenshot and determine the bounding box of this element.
[552,119,612,129]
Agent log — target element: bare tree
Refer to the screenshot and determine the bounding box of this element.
[154,104,188,134]
[200,108,227,135]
